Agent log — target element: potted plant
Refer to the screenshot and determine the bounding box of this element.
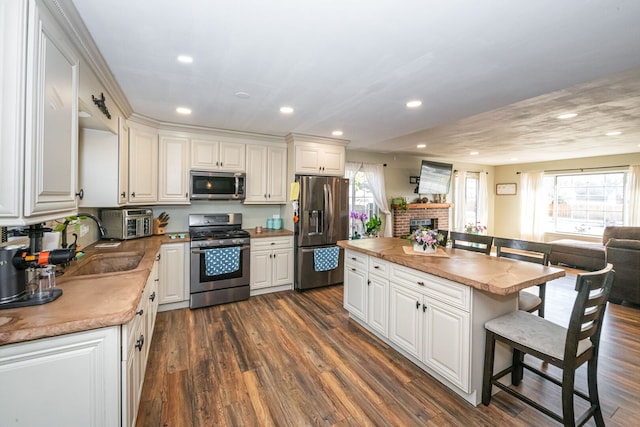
[365,214,382,237]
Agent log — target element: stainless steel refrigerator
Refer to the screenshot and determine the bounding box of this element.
[294,175,349,290]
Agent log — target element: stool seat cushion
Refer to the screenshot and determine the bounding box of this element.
[518,291,542,312]
[485,311,592,360]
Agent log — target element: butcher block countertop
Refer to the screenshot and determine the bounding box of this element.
[0,235,186,346]
[337,238,565,296]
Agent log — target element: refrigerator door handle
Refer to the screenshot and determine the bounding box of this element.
[324,183,333,239]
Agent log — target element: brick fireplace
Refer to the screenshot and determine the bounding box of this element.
[392,203,452,237]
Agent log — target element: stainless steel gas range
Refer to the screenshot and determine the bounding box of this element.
[188,213,250,309]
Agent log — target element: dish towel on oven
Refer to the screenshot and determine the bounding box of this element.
[313,247,339,272]
[204,247,240,276]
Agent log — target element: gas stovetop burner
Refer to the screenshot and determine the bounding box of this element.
[188,213,250,247]
[190,229,250,241]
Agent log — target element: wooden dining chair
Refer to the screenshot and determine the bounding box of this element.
[493,237,552,317]
[449,231,494,255]
[482,264,614,426]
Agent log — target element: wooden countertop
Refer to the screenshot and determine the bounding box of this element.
[337,238,565,296]
[247,228,294,238]
[0,235,187,346]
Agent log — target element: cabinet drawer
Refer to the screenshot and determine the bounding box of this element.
[390,264,470,311]
[345,249,367,269]
[369,257,389,278]
[251,236,293,250]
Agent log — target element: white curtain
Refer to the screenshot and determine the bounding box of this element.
[626,165,640,225]
[520,171,545,241]
[453,170,467,231]
[478,172,489,230]
[344,162,361,183]
[362,163,393,237]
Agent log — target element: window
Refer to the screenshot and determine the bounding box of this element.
[348,170,377,232]
[543,172,625,236]
[454,172,480,226]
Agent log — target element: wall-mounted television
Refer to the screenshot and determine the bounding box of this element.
[417,160,453,195]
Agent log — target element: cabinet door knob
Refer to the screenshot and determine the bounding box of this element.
[121,191,126,198]
[416,301,420,310]
[417,281,425,286]
[423,304,428,312]
[150,291,156,302]
[75,189,84,199]
[367,280,371,285]
[131,192,136,197]
[136,309,144,316]
[135,334,145,351]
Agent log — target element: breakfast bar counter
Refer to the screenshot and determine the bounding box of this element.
[336,237,565,406]
[337,237,565,295]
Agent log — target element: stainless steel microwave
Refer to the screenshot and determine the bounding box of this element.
[190,170,246,200]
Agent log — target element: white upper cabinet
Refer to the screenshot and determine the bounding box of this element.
[191,138,245,171]
[128,124,158,204]
[158,135,190,203]
[245,144,287,204]
[1,0,80,225]
[286,134,348,177]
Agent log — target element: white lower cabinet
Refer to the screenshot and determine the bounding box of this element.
[343,250,368,320]
[422,297,470,390]
[123,255,159,427]
[0,326,120,427]
[250,236,293,294]
[344,251,471,394]
[158,242,189,307]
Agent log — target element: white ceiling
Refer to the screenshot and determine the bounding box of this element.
[71,0,640,165]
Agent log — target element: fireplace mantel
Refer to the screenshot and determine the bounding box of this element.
[392,203,453,237]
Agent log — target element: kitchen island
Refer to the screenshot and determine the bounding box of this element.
[337,237,565,406]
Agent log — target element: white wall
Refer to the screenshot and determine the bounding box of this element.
[493,152,640,240]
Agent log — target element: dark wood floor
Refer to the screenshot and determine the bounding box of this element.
[136,271,640,426]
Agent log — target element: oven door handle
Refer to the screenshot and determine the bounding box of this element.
[191,246,249,255]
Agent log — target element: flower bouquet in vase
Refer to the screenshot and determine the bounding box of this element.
[465,222,487,235]
[408,227,444,253]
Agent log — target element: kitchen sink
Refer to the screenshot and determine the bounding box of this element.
[66,251,145,276]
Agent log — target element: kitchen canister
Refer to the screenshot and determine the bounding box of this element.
[273,218,283,229]
[267,218,274,229]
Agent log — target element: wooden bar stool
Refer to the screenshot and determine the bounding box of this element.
[482,264,614,426]
[493,237,552,317]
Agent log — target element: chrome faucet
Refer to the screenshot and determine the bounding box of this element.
[60,213,107,248]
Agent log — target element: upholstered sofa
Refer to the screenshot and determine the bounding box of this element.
[605,238,640,305]
[549,227,640,270]
[549,226,640,305]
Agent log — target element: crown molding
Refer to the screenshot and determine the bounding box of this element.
[50,0,133,117]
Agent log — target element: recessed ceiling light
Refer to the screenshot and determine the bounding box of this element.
[510,157,518,161]
[557,113,577,119]
[406,100,422,108]
[78,111,91,118]
[332,130,343,136]
[605,131,622,136]
[470,151,479,156]
[280,106,294,114]
[176,107,192,115]
[234,91,250,99]
[416,144,426,148]
[177,55,193,63]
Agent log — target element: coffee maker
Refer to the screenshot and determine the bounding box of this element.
[0,224,75,310]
